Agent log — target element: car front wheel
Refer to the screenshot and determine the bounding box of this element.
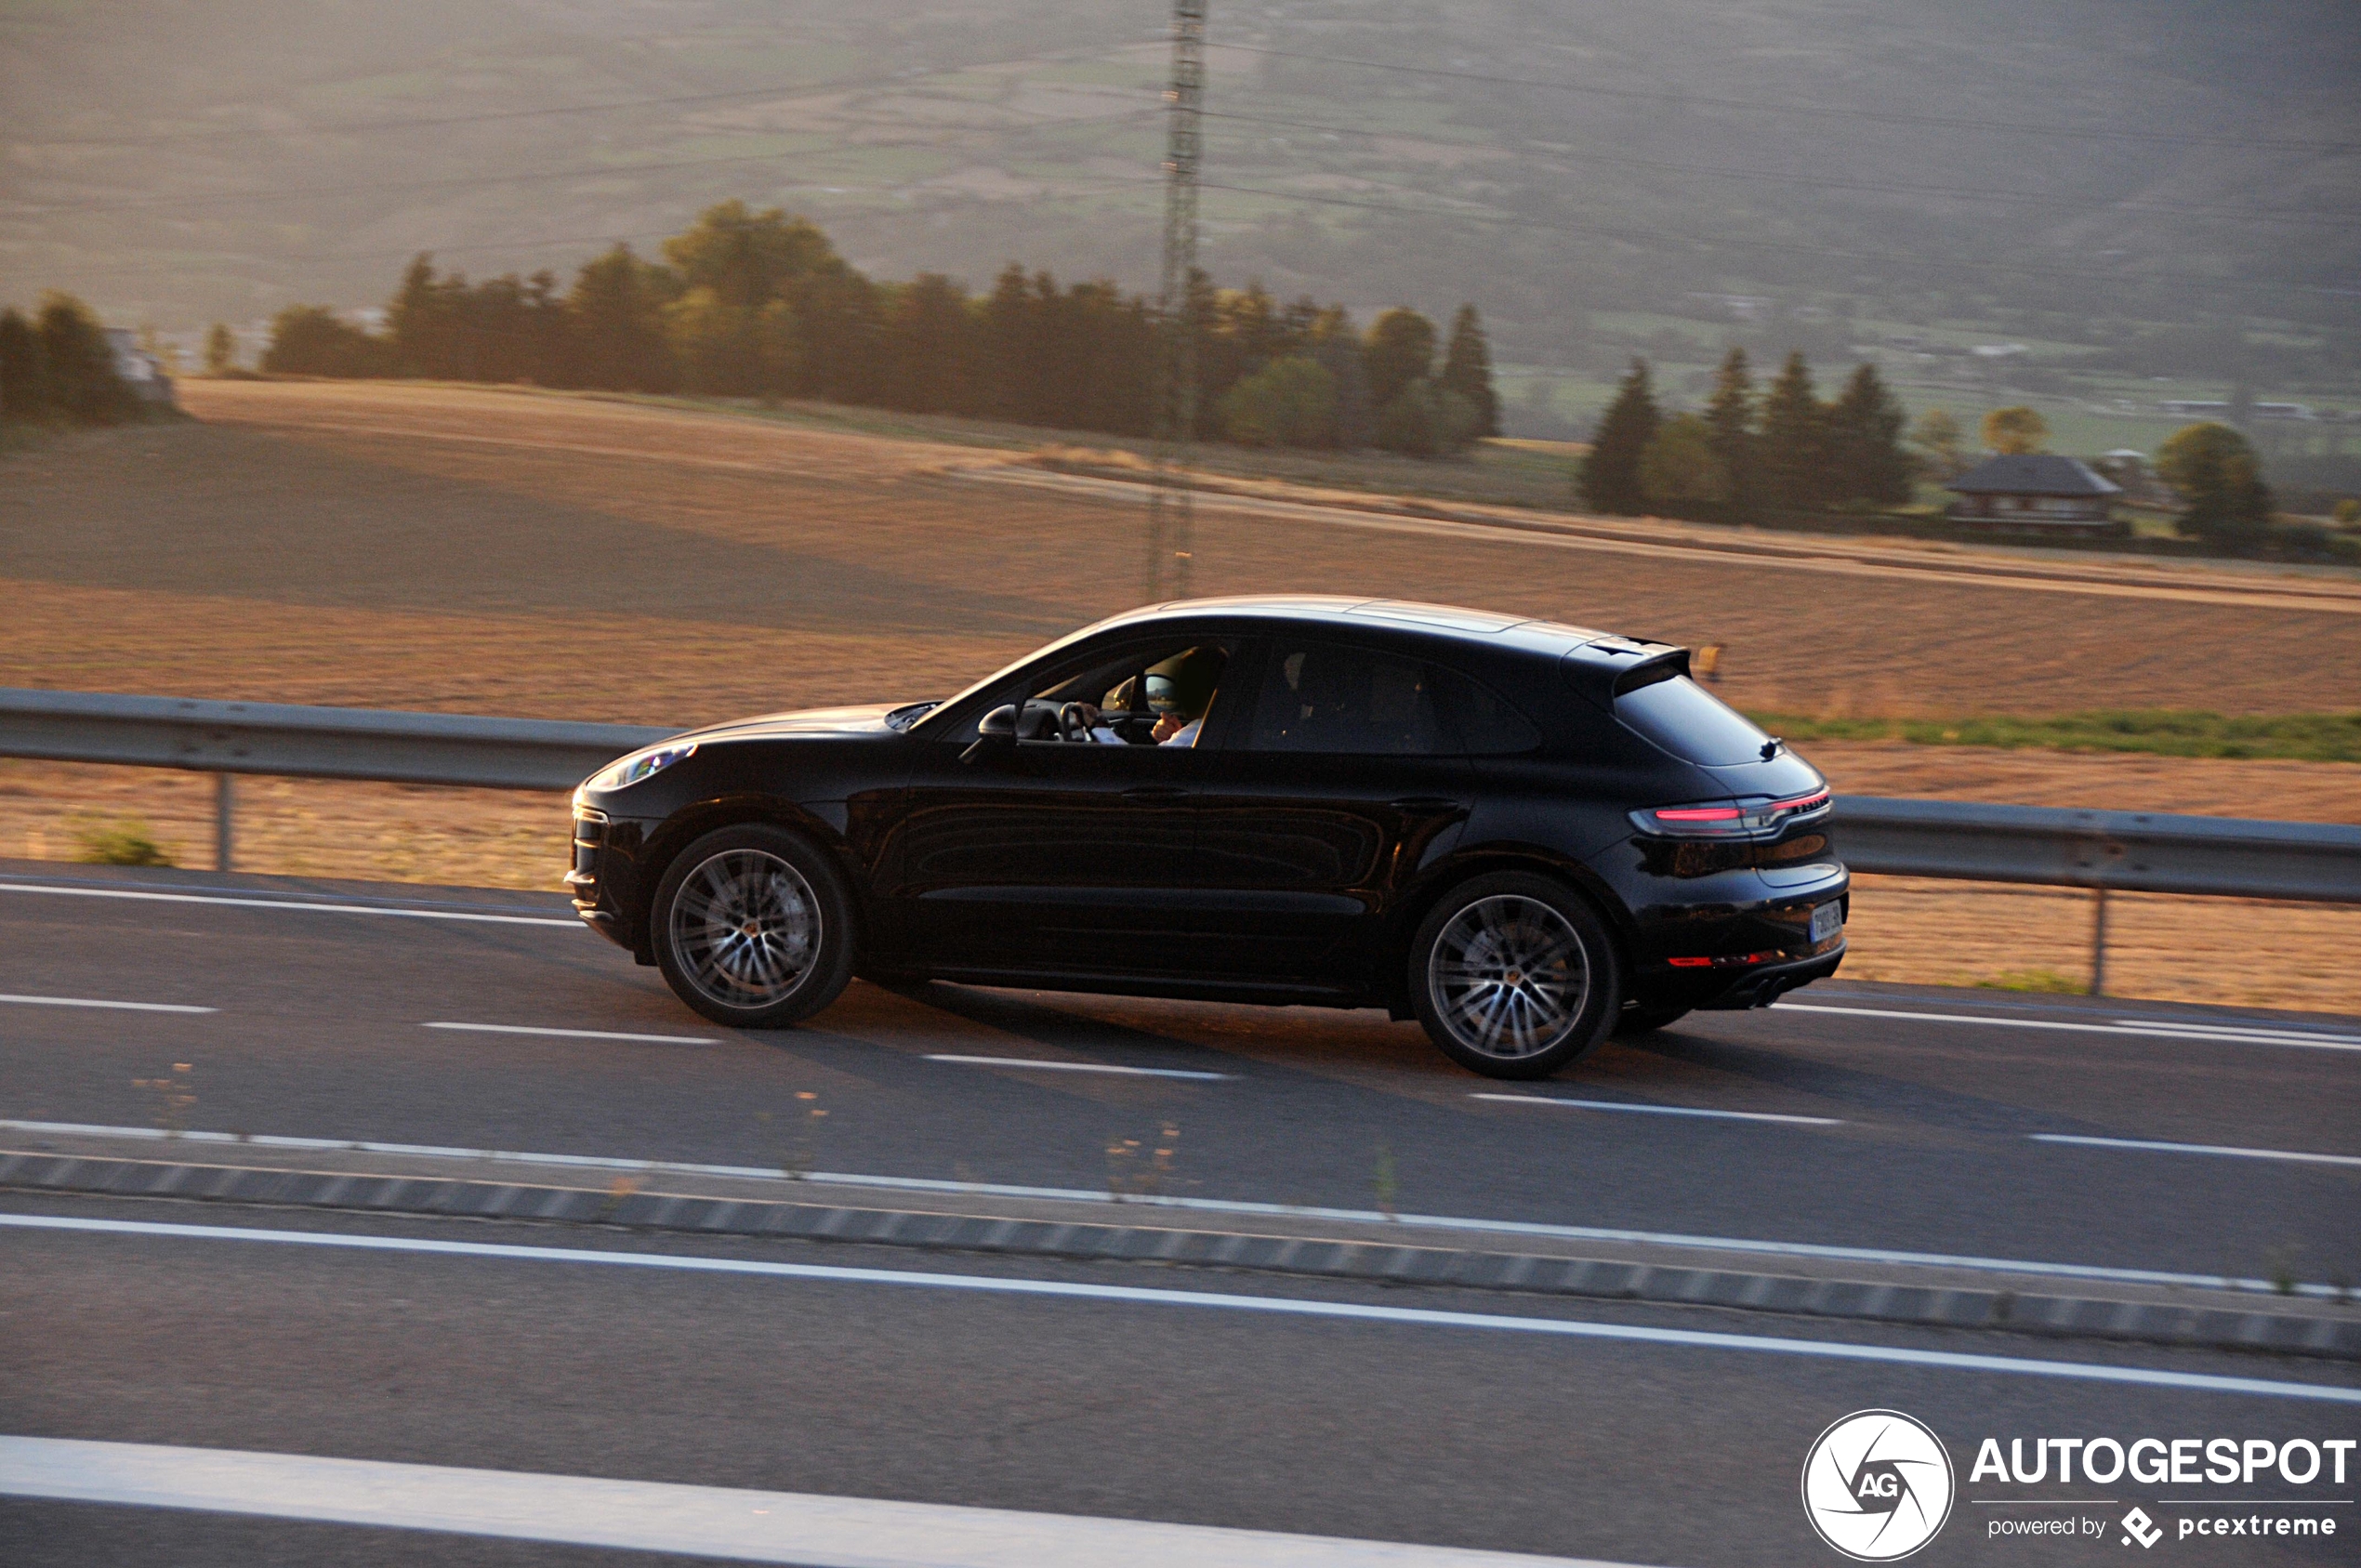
[1409,873,1620,1079]
[652,824,856,1028]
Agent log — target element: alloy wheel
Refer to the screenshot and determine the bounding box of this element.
[668,849,821,1008]
[1427,894,1591,1061]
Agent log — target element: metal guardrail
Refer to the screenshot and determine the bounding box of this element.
[0,689,674,790]
[5,687,2356,993]
[1835,795,2361,904]
[0,689,672,875]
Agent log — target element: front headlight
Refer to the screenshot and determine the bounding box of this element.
[593,742,696,791]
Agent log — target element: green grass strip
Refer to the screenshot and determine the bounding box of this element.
[1747,710,2361,763]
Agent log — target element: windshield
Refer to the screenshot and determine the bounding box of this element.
[1615,673,1774,765]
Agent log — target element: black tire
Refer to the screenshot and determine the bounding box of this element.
[650,824,857,1028]
[1407,872,1621,1079]
[1614,1003,1692,1037]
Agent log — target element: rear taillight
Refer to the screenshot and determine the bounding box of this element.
[1630,788,1830,838]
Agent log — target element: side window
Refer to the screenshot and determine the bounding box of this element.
[1249,641,1449,755]
[1247,642,1542,756]
[1431,665,1543,755]
[1009,639,1232,746]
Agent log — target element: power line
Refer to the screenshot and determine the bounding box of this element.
[5,45,1161,151]
[1223,43,2361,156]
[1201,109,2361,226]
[9,110,1161,220]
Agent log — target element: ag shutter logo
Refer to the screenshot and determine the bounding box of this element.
[1801,1409,1957,1561]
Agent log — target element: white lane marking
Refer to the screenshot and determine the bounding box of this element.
[1471,1094,1840,1127]
[0,994,215,1015]
[1773,1002,2361,1052]
[425,1022,716,1046]
[2,1117,2343,1298]
[0,882,575,928]
[2030,1134,2361,1169]
[2117,1019,2361,1046]
[0,1438,1622,1568]
[925,1054,1233,1081]
[11,1214,2361,1405]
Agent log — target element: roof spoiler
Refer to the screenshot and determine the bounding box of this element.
[1559,638,1689,707]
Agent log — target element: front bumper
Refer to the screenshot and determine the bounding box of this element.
[568,808,654,957]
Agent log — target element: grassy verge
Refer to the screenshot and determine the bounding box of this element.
[1750,710,2361,762]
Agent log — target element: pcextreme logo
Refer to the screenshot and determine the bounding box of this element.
[1802,1409,1958,1561]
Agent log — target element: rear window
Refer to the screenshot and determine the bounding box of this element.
[1615,672,1773,765]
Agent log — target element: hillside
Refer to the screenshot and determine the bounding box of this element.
[5,1,2357,431]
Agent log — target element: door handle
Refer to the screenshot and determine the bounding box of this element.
[1390,797,1465,811]
[1122,784,1190,800]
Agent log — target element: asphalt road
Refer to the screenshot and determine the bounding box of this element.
[6,1195,2358,1568]
[5,859,2359,1564]
[3,862,2355,1284]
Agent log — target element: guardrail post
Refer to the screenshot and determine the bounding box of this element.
[214,772,234,873]
[2088,886,2108,997]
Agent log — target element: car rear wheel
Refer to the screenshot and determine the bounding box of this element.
[1409,873,1620,1079]
[652,824,855,1028]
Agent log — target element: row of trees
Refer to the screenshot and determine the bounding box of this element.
[0,293,149,428]
[261,201,1501,457]
[1577,349,1913,519]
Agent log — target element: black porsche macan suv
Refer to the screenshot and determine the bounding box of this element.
[570,597,1847,1078]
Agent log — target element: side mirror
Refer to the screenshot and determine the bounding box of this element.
[960,704,1020,764]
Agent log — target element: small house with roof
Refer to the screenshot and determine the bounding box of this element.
[1945,454,2120,533]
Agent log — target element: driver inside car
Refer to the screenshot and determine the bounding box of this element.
[1075,646,1223,746]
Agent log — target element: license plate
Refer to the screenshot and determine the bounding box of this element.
[1809,902,1843,943]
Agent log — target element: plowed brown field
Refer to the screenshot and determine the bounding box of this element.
[4,380,2354,1013]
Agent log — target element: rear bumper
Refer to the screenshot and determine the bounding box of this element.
[1679,942,1846,1009]
[1623,863,1849,1012]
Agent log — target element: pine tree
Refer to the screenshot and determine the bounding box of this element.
[387,254,458,378]
[1577,358,1659,515]
[979,263,1035,421]
[1363,308,1436,414]
[1827,362,1913,507]
[204,323,237,376]
[882,273,975,415]
[1440,305,1499,438]
[1701,347,1756,517]
[1756,351,1829,512]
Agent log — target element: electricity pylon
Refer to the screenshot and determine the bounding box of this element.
[1144,0,1206,603]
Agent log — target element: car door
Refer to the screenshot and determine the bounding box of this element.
[886,635,1244,978]
[1190,636,1485,988]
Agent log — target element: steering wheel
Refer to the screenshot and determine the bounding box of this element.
[1057,702,1097,743]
